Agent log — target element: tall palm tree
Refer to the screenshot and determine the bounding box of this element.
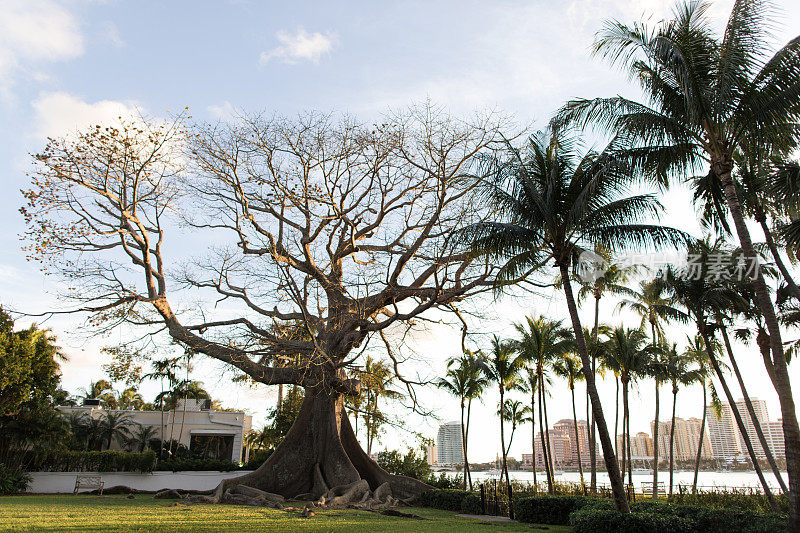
[683,333,723,494]
[499,399,532,462]
[117,387,146,410]
[361,356,402,455]
[602,327,657,486]
[143,357,180,458]
[437,350,489,490]
[512,316,573,491]
[481,335,524,487]
[466,128,686,511]
[576,249,637,489]
[559,2,800,521]
[79,380,117,409]
[663,342,702,496]
[520,368,544,488]
[658,240,779,510]
[552,352,587,487]
[125,424,159,452]
[618,278,684,495]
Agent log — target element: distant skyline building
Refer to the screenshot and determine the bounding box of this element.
[706,402,742,459]
[735,398,770,459]
[425,443,437,466]
[436,421,463,465]
[650,417,712,462]
[533,419,593,468]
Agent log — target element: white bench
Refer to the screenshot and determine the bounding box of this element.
[641,481,665,497]
[73,475,104,495]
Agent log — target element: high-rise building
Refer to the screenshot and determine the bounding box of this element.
[706,403,742,459]
[764,420,785,460]
[436,421,463,465]
[425,443,437,465]
[534,419,591,467]
[629,431,654,459]
[650,417,712,461]
[735,398,770,458]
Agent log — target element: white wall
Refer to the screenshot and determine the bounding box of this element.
[26,470,254,494]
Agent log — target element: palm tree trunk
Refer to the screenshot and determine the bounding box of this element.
[277,383,283,413]
[571,385,585,487]
[531,392,537,488]
[538,373,554,492]
[460,399,467,490]
[560,264,629,512]
[591,293,600,492]
[720,324,788,493]
[620,388,627,482]
[693,382,707,494]
[621,381,630,486]
[759,217,800,302]
[466,398,473,491]
[653,379,660,498]
[159,377,165,459]
[698,326,779,512]
[720,172,800,526]
[543,386,555,479]
[669,388,677,496]
[627,397,633,488]
[614,377,620,455]
[499,387,508,487]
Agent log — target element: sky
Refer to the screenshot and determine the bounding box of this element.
[1,0,799,463]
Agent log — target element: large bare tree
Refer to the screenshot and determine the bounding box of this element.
[21,107,520,501]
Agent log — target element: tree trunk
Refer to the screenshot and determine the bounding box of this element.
[538,374,554,492]
[571,385,585,487]
[591,293,600,492]
[466,398,473,491]
[159,378,165,459]
[621,381,629,486]
[669,388,677,496]
[460,399,467,490]
[615,377,620,455]
[277,383,284,413]
[760,217,800,302]
[720,324,788,493]
[560,264,629,512]
[620,384,627,482]
[543,385,555,478]
[693,382,707,494]
[653,379,660,498]
[531,392,537,488]
[720,171,800,528]
[499,387,509,487]
[208,386,430,501]
[699,327,779,512]
[627,393,633,488]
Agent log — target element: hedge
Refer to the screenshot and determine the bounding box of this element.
[460,493,482,515]
[642,504,786,533]
[30,450,156,473]
[155,458,239,472]
[515,495,611,525]
[570,508,694,533]
[415,489,476,512]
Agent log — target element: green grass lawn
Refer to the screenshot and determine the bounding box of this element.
[0,495,570,532]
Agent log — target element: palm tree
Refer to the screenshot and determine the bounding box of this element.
[125,424,159,452]
[559,3,800,520]
[552,353,586,487]
[143,357,180,458]
[98,411,134,450]
[79,380,117,409]
[576,249,637,489]
[658,240,779,510]
[117,387,146,410]
[663,342,702,496]
[499,399,532,461]
[437,350,489,490]
[512,316,573,491]
[521,368,541,488]
[602,327,657,487]
[618,278,684,495]
[683,333,723,494]
[360,356,402,455]
[466,128,686,511]
[481,335,524,487]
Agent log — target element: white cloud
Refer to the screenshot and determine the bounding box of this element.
[259,27,337,65]
[0,0,84,97]
[207,100,237,120]
[31,92,139,139]
[99,20,125,48]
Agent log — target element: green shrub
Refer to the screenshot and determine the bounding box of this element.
[242,449,272,471]
[415,489,475,511]
[460,493,482,514]
[570,508,694,533]
[30,449,156,473]
[671,490,788,514]
[660,505,785,533]
[515,495,610,525]
[0,464,31,494]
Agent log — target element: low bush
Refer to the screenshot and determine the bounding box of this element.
[415,489,475,511]
[515,495,610,525]
[241,449,272,471]
[670,489,788,514]
[460,493,482,515]
[30,449,156,473]
[155,458,239,472]
[0,464,32,494]
[657,505,785,533]
[570,508,694,533]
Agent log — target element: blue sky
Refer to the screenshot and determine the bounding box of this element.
[1,0,799,462]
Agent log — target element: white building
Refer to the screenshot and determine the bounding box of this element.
[436,421,463,465]
[59,399,252,463]
[706,402,742,459]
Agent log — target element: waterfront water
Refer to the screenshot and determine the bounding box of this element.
[455,470,788,491]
